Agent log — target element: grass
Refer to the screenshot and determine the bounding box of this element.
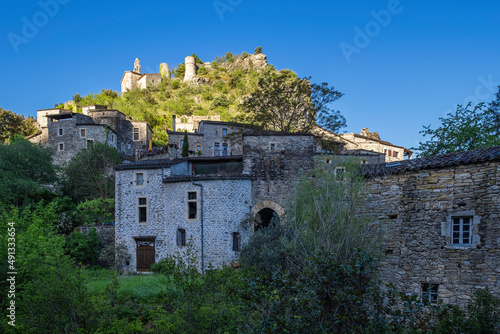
[84,268,180,303]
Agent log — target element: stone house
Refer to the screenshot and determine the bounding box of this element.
[115,127,317,273]
[28,105,152,165]
[363,146,500,305]
[340,127,413,162]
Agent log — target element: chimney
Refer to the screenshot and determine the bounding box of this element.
[172,115,176,132]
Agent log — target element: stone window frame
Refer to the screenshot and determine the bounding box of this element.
[58,128,63,136]
[133,127,140,141]
[222,143,228,156]
[80,128,86,138]
[269,142,276,151]
[420,283,439,305]
[134,171,146,188]
[137,197,148,225]
[441,210,480,249]
[186,190,200,221]
[196,145,201,152]
[58,142,64,151]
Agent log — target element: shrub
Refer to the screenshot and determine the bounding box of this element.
[211,95,230,108]
[254,46,263,55]
[171,80,180,89]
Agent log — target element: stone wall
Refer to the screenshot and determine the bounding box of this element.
[364,161,500,305]
[243,134,315,209]
[115,167,252,272]
[138,73,162,90]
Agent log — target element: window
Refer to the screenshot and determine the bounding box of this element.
[393,151,398,158]
[452,217,472,245]
[111,134,114,142]
[180,140,183,148]
[222,143,228,156]
[335,167,346,180]
[187,191,198,220]
[421,283,439,305]
[326,159,332,164]
[196,145,201,152]
[87,139,94,148]
[138,197,147,224]
[270,143,276,150]
[80,129,86,138]
[384,149,387,155]
[388,149,392,156]
[135,172,144,186]
[133,127,139,141]
[176,228,186,247]
[222,128,227,136]
[58,128,63,136]
[232,232,241,251]
[214,143,220,156]
[58,143,64,151]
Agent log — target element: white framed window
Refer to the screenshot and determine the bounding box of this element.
[138,197,147,224]
[58,128,63,136]
[176,228,186,247]
[186,191,199,221]
[58,143,64,151]
[134,172,145,187]
[442,211,480,248]
[452,217,472,245]
[133,127,139,141]
[421,283,439,305]
[222,143,228,156]
[80,128,86,138]
[214,143,220,156]
[196,145,201,152]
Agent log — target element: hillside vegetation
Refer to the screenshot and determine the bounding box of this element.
[62,49,295,145]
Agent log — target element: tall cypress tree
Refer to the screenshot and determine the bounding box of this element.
[181,130,189,157]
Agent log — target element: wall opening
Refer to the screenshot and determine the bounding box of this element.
[255,208,279,231]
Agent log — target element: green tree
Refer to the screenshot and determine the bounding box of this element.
[63,141,122,201]
[415,102,500,157]
[0,136,57,206]
[0,108,37,142]
[487,85,500,136]
[254,46,263,55]
[240,68,314,132]
[0,203,94,333]
[240,69,345,133]
[181,130,190,157]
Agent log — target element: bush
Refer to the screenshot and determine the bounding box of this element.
[254,46,263,54]
[171,80,181,89]
[211,95,230,108]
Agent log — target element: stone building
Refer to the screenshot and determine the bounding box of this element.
[340,127,413,162]
[121,58,163,94]
[115,126,317,273]
[363,146,500,305]
[28,105,152,165]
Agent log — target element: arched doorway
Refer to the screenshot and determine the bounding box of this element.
[255,208,279,231]
[251,201,285,231]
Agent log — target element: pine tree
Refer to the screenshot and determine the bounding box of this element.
[181,130,189,157]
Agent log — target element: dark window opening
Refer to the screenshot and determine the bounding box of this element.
[80,129,86,137]
[187,192,197,220]
[232,232,241,251]
[58,128,63,136]
[138,197,147,223]
[421,283,439,305]
[133,127,139,141]
[222,143,228,156]
[270,143,275,150]
[192,161,243,175]
[177,228,186,247]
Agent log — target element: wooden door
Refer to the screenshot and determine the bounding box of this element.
[136,241,155,271]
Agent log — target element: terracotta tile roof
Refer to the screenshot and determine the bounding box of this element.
[363,146,500,177]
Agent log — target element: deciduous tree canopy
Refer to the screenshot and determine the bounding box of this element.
[415,87,500,157]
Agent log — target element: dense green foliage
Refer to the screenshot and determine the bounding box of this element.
[0,108,37,142]
[62,141,122,201]
[415,86,500,157]
[0,136,57,206]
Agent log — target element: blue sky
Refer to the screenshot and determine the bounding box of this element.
[1,0,499,151]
